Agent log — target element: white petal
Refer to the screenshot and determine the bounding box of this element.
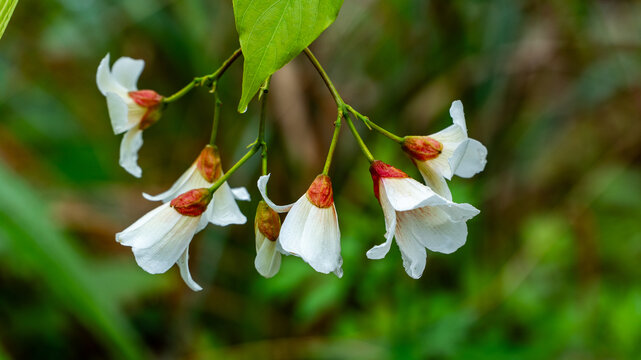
[381,178,447,212]
[254,233,281,278]
[112,57,144,91]
[106,92,133,134]
[96,54,127,96]
[143,163,199,202]
[439,201,480,222]
[430,123,467,145]
[414,161,452,200]
[430,124,467,180]
[449,100,467,136]
[277,196,312,256]
[397,206,468,255]
[333,257,344,278]
[452,139,488,178]
[116,203,178,247]
[231,187,251,201]
[119,128,144,178]
[297,205,342,274]
[177,247,203,291]
[208,180,247,226]
[257,174,295,213]
[394,221,428,279]
[131,215,200,274]
[366,185,397,259]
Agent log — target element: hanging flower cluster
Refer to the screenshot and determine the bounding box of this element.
[97,48,486,291]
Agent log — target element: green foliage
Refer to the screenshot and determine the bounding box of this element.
[233,0,343,112]
[0,163,148,359]
[0,0,18,40]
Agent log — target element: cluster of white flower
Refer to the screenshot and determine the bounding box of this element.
[97,53,487,291]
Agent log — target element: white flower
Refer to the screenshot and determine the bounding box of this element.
[402,100,487,199]
[367,161,480,279]
[254,200,282,278]
[143,145,250,228]
[116,188,214,291]
[97,54,164,178]
[257,174,343,277]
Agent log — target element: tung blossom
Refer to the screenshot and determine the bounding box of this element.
[143,145,250,227]
[401,100,487,199]
[367,160,480,279]
[258,174,343,277]
[116,188,213,291]
[254,200,283,278]
[97,54,164,178]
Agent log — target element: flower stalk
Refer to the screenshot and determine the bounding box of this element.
[259,78,270,176]
[345,114,375,162]
[163,48,242,104]
[209,92,222,146]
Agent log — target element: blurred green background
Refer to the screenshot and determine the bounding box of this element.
[1,0,641,359]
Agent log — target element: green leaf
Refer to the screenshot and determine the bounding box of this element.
[233,0,343,112]
[0,0,18,40]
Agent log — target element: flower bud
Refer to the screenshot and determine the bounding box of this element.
[129,90,164,130]
[255,200,281,241]
[129,90,164,107]
[369,160,408,200]
[306,174,334,208]
[401,136,443,161]
[196,145,222,183]
[170,188,212,216]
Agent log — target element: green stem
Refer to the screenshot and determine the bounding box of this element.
[208,144,260,193]
[259,78,270,176]
[163,48,242,104]
[303,48,343,106]
[209,92,222,146]
[345,104,403,143]
[345,114,375,163]
[322,113,342,175]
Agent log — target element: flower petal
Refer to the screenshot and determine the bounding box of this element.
[119,128,144,178]
[277,196,312,256]
[449,100,467,136]
[429,124,467,180]
[381,177,447,212]
[394,218,428,279]
[254,232,281,278]
[231,187,251,201]
[96,54,127,96]
[297,205,342,274]
[414,161,452,200]
[112,57,144,91]
[208,180,247,226]
[452,139,488,178]
[366,185,397,259]
[106,92,133,134]
[116,203,178,247]
[131,215,201,274]
[397,206,468,255]
[257,174,295,213]
[177,248,202,291]
[177,247,203,291]
[142,163,199,202]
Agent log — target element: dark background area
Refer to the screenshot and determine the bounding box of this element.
[1,0,640,359]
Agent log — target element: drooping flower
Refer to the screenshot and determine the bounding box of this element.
[257,174,343,277]
[97,54,164,178]
[143,145,250,227]
[401,100,487,199]
[254,200,282,278]
[367,160,480,279]
[116,188,214,291]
